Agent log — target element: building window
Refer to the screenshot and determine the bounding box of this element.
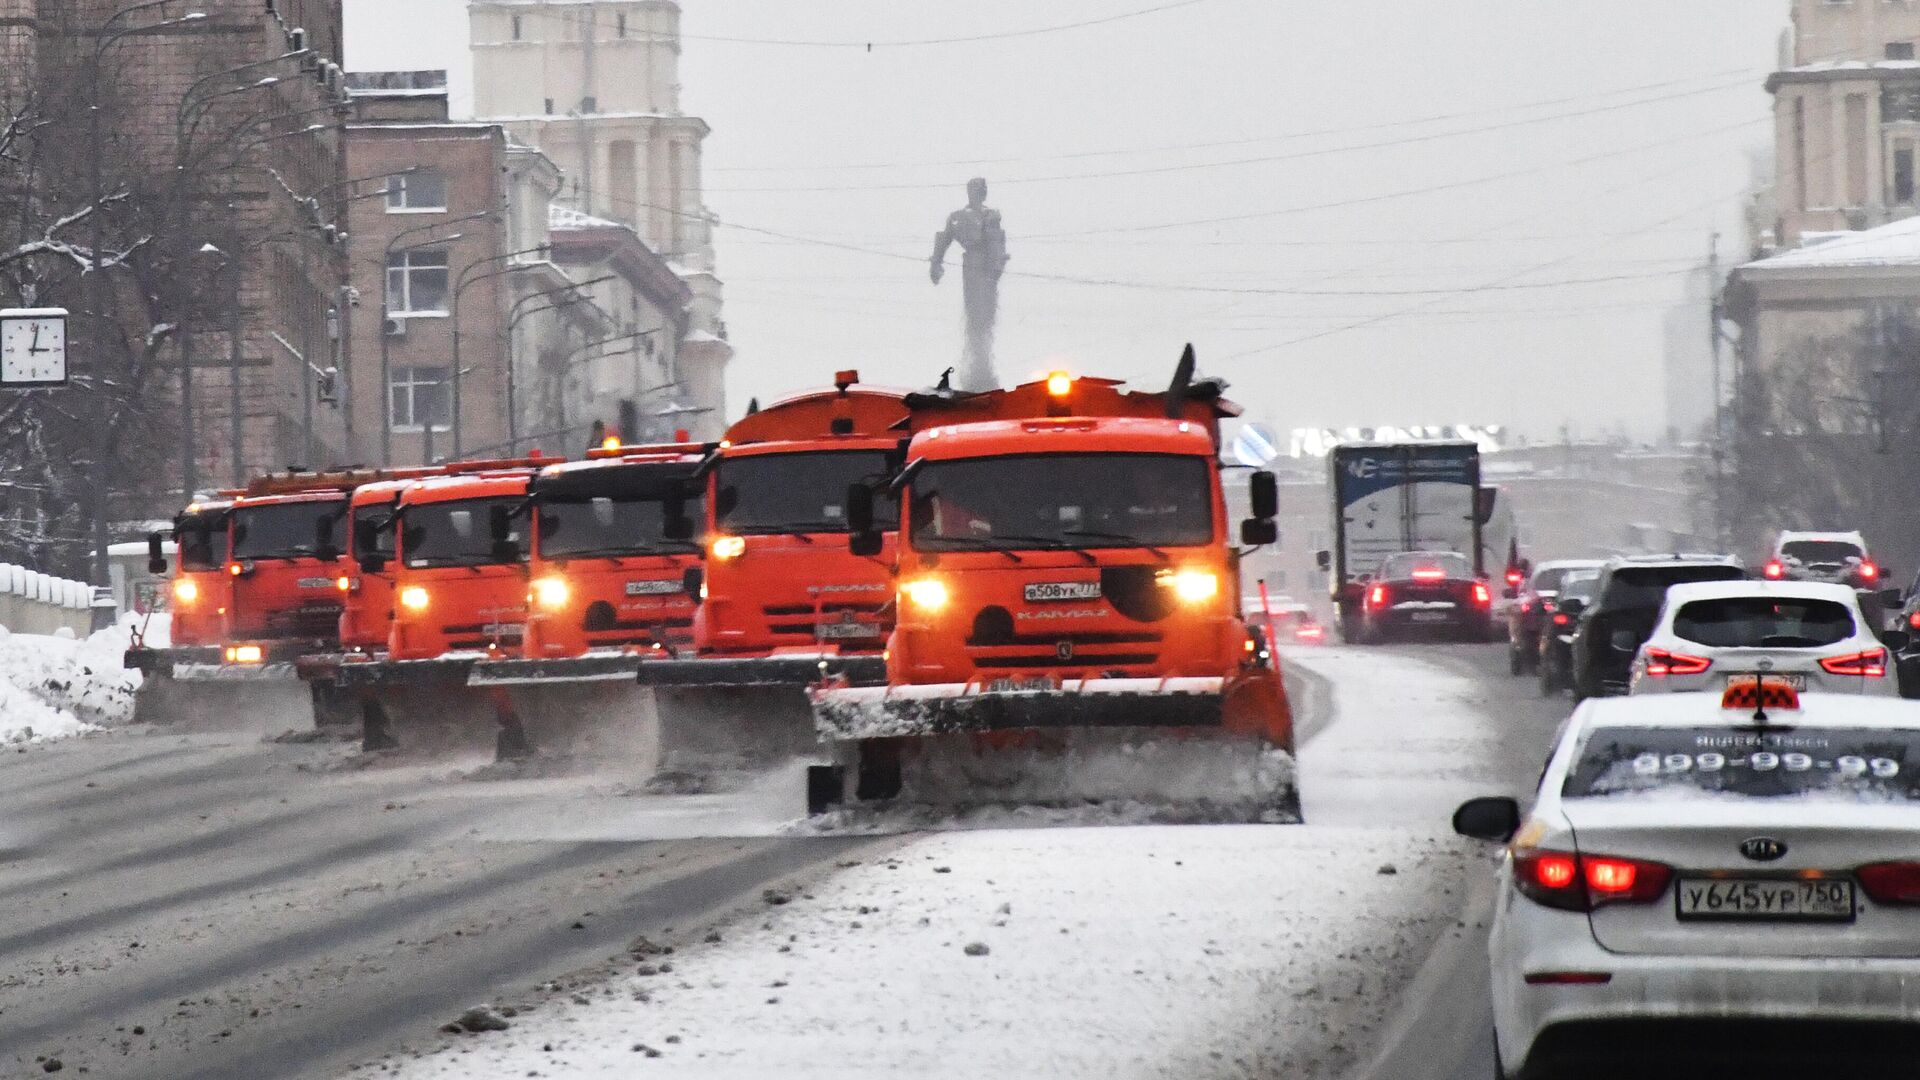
[1890,42,1917,59]
[581,95,598,114]
[544,97,554,115]
[617,12,628,38]
[386,249,450,314]
[510,14,522,40]
[1897,145,1916,204]
[389,366,450,431]
[385,168,447,213]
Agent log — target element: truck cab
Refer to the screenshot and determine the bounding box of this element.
[522,445,707,659]
[220,487,351,662]
[340,478,416,653]
[691,373,909,662]
[382,470,535,661]
[156,499,234,649]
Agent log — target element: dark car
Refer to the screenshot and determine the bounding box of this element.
[1567,555,1747,700]
[1536,571,1600,696]
[1359,550,1494,644]
[1506,559,1604,675]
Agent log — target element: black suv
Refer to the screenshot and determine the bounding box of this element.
[1567,555,1747,700]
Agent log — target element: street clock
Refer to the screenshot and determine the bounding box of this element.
[0,308,68,387]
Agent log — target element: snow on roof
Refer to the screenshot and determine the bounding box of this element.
[1779,58,1920,75]
[1743,215,1920,271]
[549,204,629,232]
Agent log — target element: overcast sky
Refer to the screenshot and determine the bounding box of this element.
[344,0,1784,444]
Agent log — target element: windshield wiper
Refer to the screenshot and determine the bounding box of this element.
[549,546,689,562]
[1061,529,1170,560]
[924,536,1023,564]
[965,535,1096,564]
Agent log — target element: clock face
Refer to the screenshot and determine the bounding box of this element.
[0,313,68,386]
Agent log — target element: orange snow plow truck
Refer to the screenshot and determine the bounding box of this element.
[806,349,1298,820]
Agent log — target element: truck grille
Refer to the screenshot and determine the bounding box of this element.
[262,607,343,640]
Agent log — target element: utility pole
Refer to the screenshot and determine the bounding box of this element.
[1707,233,1727,548]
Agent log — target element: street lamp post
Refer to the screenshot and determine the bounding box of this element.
[85,1,207,585]
[500,275,617,454]
[447,245,549,458]
[379,209,494,465]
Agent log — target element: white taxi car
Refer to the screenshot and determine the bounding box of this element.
[1628,580,1903,698]
[1455,678,1920,1076]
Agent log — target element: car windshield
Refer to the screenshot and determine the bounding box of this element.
[401,496,526,567]
[1560,574,1600,604]
[1380,552,1471,580]
[1671,596,1855,649]
[714,450,896,535]
[1565,726,1920,802]
[231,501,345,560]
[908,453,1213,551]
[1781,540,1863,564]
[176,510,228,571]
[538,493,704,558]
[1601,565,1744,610]
[1531,566,1589,593]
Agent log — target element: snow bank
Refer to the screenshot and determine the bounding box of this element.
[369,826,1471,1080]
[0,622,142,743]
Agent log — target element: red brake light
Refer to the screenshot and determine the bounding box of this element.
[1860,561,1880,581]
[1473,582,1492,606]
[1514,849,1670,911]
[1506,569,1524,586]
[1644,647,1712,677]
[1369,585,1388,607]
[1411,568,1446,582]
[1553,612,1572,626]
[1909,611,1920,631]
[1858,862,1920,905]
[1764,560,1785,580]
[1820,648,1888,677]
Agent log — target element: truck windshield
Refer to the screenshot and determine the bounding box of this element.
[909,453,1213,551]
[713,450,896,535]
[231,501,344,561]
[401,496,527,567]
[538,493,704,559]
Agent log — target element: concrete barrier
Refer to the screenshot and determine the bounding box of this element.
[0,563,97,637]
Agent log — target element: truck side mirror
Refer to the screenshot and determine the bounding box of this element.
[147,531,168,575]
[847,482,883,557]
[682,565,705,603]
[354,519,388,574]
[1248,470,1278,520]
[314,515,340,562]
[1240,519,1277,547]
[1475,487,1499,526]
[1315,550,1332,572]
[662,496,695,543]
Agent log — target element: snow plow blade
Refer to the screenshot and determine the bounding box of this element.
[467,653,646,686]
[805,675,1299,823]
[635,654,888,689]
[125,646,356,731]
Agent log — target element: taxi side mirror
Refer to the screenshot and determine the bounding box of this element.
[1452,796,1520,843]
[847,482,883,558]
[1248,470,1278,520]
[146,531,168,576]
[682,565,705,603]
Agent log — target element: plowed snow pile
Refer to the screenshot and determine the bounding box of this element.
[0,622,142,743]
[367,826,1472,1080]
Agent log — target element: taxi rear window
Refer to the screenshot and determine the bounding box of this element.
[1671,597,1854,649]
[1564,726,1920,801]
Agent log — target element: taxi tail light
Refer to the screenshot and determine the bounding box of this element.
[1857,862,1920,905]
[1514,849,1671,912]
[1644,647,1712,677]
[1819,648,1888,677]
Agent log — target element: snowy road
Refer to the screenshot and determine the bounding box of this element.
[0,733,881,1079]
[0,643,1562,1079]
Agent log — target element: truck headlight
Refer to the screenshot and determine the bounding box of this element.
[172,578,199,605]
[531,576,570,610]
[901,578,949,611]
[399,586,430,612]
[1158,569,1219,603]
[710,535,746,561]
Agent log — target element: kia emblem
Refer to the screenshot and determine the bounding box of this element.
[1056,641,1074,661]
[1740,837,1788,862]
